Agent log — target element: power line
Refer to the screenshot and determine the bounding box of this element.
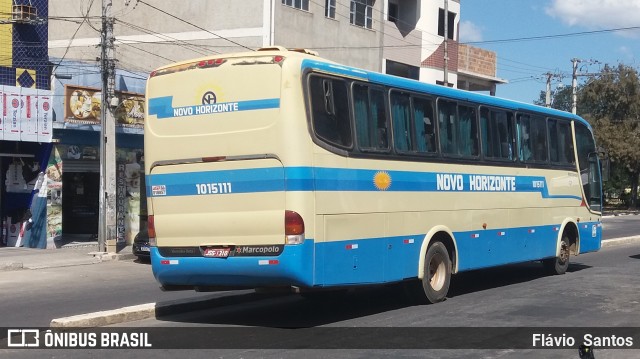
[53,0,98,73]
[115,19,213,56]
[135,0,254,51]
[464,25,640,45]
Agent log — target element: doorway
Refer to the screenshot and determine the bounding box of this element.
[62,172,100,235]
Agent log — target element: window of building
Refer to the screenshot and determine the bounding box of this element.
[517,114,547,162]
[438,100,478,157]
[309,76,352,148]
[388,0,398,23]
[282,0,309,11]
[354,83,388,151]
[325,0,336,18]
[385,59,419,80]
[480,107,514,161]
[437,8,456,39]
[350,0,374,29]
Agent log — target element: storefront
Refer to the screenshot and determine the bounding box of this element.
[0,0,52,248]
[45,81,146,245]
[0,86,54,248]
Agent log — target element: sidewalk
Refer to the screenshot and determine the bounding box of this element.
[0,243,136,271]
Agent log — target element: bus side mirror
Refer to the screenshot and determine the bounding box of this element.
[600,157,610,182]
[596,149,610,182]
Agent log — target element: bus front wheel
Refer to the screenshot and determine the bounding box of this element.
[543,235,570,275]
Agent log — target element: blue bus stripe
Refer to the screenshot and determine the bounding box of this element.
[148,96,280,119]
[147,167,583,201]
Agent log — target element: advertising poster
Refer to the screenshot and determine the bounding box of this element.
[64,85,145,129]
[4,87,21,141]
[20,87,38,142]
[37,89,52,143]
[0,85,4,139]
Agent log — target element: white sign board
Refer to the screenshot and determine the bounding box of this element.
[4,87,21,141]
[0,85,4,140]
[37,89,52,143]
[0,85,53,143]
[20,87,38,142]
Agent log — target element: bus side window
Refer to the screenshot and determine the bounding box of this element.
[413,97,436,154]
[457,105,478,157]
[531,117,548,162]
[558,121,575,164]
[438,100,456,155]
[390,92,412,152]
[517,114,534,162]
[354,84,388,151]
[309,76,352,148]
[548,119,559,163]
[481,108,513,161]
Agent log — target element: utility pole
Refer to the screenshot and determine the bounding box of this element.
[99,0,117,252]
[443,0,449,86]
[545,72,552,108]
[571,58,580,114]
[544,72,563,108]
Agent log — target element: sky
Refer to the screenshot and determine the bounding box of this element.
[459,0,640,104]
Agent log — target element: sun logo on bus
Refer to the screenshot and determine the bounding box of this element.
[373,171,392,191]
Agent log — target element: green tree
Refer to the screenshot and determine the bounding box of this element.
[580,64,640,208]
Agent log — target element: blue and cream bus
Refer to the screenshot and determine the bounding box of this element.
[144,47,604,303]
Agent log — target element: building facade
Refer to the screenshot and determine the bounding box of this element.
[0,0,53,248]
[48,1,503,90]
[44,0,505,245]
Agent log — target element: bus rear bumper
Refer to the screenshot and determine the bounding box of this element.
[150,240,315,289]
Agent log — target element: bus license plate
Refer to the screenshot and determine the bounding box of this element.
[203,248,230,258]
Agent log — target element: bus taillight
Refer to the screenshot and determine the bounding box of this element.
[197,58,226,68]
[285,210,305,245]
[148,215,157,247]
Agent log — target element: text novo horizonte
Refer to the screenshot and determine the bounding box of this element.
[173,102,239,117]
[436,174,517,192]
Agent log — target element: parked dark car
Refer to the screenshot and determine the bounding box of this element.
[132,230,150,260]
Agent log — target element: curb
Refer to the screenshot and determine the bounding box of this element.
[0,251,137,272]
[50,291,283,328]
[89,251,138,262]
[601,235,640,248]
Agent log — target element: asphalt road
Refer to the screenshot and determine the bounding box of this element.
[0,259,221,328]
[1,214,638,358]
[3,240,636,359]
[602,213,640,239]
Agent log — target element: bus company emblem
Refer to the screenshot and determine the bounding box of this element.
[202,91,217,105]
[373,171,392,191]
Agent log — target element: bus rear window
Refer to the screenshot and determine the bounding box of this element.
[309,76,352,148]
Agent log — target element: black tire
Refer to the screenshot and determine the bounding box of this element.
[405,241,452,304]
[543,235,570,275]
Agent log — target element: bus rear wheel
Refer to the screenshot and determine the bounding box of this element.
[406,241,451,304]
[543,235,570,275]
